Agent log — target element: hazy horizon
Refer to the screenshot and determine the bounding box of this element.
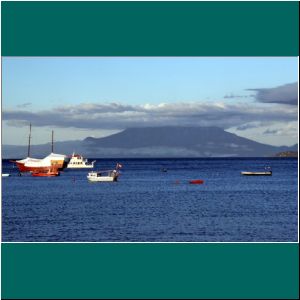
[2,125,298,148]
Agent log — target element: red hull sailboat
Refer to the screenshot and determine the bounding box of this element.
[12,125,69,173]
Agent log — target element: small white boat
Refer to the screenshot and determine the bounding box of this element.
[241,171,272,176]
[2,174,10,177]
[241,166,272,176]
[87,170,119,182]
[67,153,95,169]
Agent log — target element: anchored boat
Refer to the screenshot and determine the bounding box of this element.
[87,163,122,182]
[12,127,69,173]
[189,179,204,184]
[87,170,119,182]
[241,171,272,176]
[15,153,68,173]
[67,153,95,169]
[241,167,272,176]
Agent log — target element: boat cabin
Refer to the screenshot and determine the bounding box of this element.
[87,170,119,182]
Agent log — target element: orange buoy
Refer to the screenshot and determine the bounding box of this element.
[189,179,204,184]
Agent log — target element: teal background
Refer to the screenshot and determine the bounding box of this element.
[1,243,299,299]
[1,1,299,56]
[1,1,299,299]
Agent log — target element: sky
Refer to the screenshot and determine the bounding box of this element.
[1,57,298,146]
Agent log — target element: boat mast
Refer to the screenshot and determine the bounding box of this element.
[27,123,32,157]
[51,130,54,153]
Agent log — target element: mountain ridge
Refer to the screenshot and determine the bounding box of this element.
[2,126,298,158]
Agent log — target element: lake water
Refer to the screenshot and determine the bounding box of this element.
[1,158,298,242]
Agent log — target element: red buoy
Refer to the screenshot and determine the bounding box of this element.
[189,179,204,184]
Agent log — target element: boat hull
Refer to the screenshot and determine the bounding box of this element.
[241,171,272,176]
[87,176,118,182]
[15,160,66,173]
[67,165,94,169]
[32,172,60,177]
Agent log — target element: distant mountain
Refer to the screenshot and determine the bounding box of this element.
[288,144,298,151]
[2,126,296,159]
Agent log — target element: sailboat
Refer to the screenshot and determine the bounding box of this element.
[12,123,43,172]
[13,125,69,172]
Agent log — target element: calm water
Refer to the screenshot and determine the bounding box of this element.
[1,158,298,242]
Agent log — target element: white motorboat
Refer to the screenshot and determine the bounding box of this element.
[241,171,272,176]
[67,153,95,169]
[241,166,272,176]
[2,174,10,177]
[87,170,119,182]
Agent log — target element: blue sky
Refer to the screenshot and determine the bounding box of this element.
[2,57,298,146]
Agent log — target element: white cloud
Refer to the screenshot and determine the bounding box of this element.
[3,101,297,132]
